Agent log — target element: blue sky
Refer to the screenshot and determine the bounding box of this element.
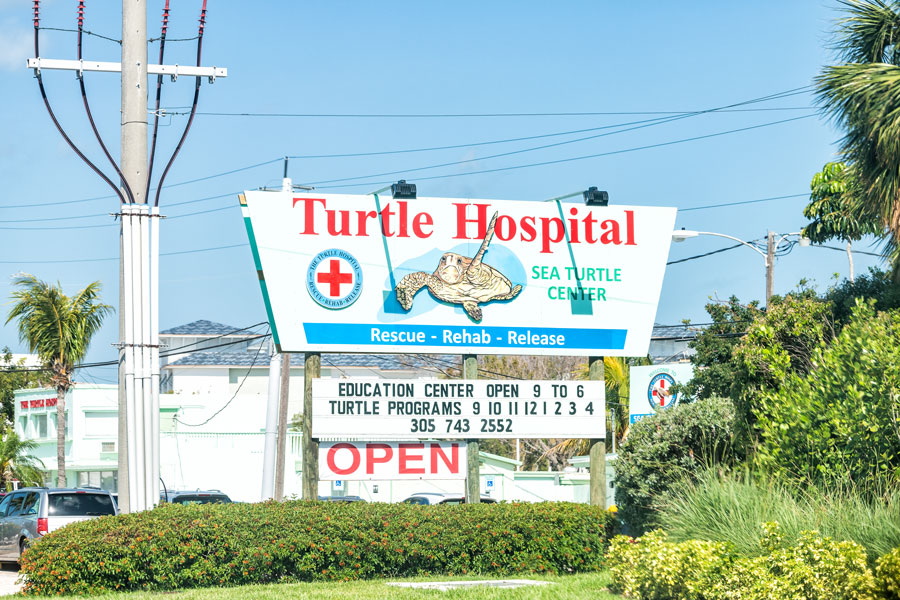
[0,1,883,382]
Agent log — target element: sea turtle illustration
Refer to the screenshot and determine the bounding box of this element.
[394,211,522,321]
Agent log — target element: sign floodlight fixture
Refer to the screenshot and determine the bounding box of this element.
[391,180,417,199]
[583,187,609,206]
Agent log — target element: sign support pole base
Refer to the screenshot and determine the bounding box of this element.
[463,354,480,504]
[588,356,606,507]
[302,352,320,500]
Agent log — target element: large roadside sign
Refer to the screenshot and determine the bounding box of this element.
[312,378,604,439]
[241,192,676,356]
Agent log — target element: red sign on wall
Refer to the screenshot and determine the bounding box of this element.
[20,398,57,410]
[319,441,466,480]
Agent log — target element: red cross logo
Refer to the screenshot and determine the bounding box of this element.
[652,378,671,407]
[317,259,353,297]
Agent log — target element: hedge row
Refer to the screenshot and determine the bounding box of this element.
[606,523,900,600]
[20,500,616,596]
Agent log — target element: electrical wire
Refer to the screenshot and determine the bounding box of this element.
[313,114,816,190]
[37,26,119,44]
[0,242,247,264]
[32,0,126,205]
[167,87,813,119]
[302,89,817,187]
[77,0,134,204]
[146,0,170,205]
[173,325,269,427]
[679,193,809,212]
[153,0,206,208]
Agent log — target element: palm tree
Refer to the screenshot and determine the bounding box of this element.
[0,427,45,489]
[6,275,112,487]
[551,356,647,457]
[816,1,900,271]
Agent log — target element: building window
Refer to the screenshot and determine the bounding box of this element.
[34,414,48,438]
[18,417,27,437]
[101,442,115,453]
[76,470,117,492]
[84,412,117,437]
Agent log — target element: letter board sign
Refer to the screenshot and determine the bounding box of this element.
[319,441,467,480]
[312,378,604,440]
[240,192,676,356]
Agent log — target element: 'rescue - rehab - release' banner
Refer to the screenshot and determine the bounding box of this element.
[240,192,676,356]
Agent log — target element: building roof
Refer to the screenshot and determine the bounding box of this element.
[165,351,459,372]
[160,320,249,336]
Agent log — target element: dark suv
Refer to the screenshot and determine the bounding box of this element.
[0,488,117,562]
[160,489,232,505]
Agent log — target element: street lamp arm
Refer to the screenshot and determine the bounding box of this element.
[692,231,768,262]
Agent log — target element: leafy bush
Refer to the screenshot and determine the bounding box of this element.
[607,523,878,600]
[19,500,615,596]
[657,470,900,563]
[615,396,739,533]
[754,301,900,482]
[606,530,734,600]
[878,548,900,600]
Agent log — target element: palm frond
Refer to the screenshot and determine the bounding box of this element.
[835,0,900,64]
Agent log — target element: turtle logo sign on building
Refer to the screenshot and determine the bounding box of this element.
[239,192,676,356]
[629,363,694,424]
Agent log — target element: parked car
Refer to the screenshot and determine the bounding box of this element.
[402,492,497,505]
[317,495,365,503]
[160,489,232,505]
[0,487,117,563]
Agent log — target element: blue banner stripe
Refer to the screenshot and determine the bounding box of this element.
[303,323,627,350]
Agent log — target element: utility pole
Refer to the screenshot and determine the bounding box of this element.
[118,0,148,514]
[28,1,226,512]
[260,339,280,501]
[463,354,480,504]
[273,351,291,500]
[588,356,606,507]
[766,230,775,305]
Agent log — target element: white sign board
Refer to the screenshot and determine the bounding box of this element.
[628,363,694,424]
[241,192,676,356]
[319,441,467,480]
[312,378,604,439]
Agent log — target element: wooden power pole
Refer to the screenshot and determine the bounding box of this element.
[463,354,480,503]
[588,356,606,507]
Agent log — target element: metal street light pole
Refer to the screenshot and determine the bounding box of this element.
[672,229,809,305]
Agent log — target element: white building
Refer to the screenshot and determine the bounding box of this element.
[14,320,613,505]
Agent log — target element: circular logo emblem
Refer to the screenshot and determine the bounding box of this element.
[648,372,678,411]
[306,249,363,310]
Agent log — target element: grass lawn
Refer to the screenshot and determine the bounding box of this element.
[31,572,623,599]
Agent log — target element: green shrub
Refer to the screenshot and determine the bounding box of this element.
[657,470,900,563]
[615,396,739,533]
[19,500,615,596]
[606,530,734,600]
[607,523,878,600]
[877,548,900,600]
[754,301,900,483]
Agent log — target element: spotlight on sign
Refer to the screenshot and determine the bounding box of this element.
[583,187,609,206]
[391,180,417,199]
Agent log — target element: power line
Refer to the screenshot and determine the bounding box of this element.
[1,331,271,373]
[302,89,816,186]
[0,242,247,264]
[667,243,745,265]
[174,326,270,427]
[313,114,816,189]
[680,193,809,212]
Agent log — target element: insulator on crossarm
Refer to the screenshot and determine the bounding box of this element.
[33,0,40,29]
